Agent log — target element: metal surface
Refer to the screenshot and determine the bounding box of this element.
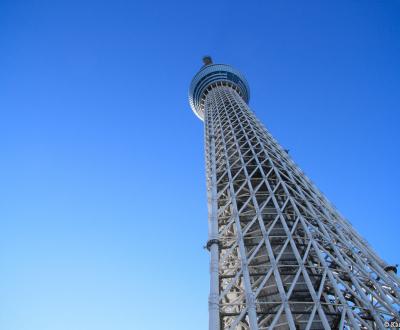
[189,62,400,329]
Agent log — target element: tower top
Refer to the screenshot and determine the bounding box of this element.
[202,56,213,66]
[189,62,250,121]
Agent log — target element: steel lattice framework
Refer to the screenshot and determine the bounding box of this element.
[188,58,400,330]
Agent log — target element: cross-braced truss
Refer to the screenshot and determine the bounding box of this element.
[202,84,400,330]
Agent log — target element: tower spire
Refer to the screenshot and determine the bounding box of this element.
[202,55,213,66]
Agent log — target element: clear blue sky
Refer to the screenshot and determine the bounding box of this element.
[0,1,399,329]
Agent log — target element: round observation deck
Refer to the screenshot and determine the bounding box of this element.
[189,60,250,121]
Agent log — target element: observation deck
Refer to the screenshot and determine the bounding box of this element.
[189,58,250,120]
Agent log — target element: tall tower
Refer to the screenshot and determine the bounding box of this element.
[189,58,400,330]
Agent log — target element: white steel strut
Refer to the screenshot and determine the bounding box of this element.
[189,58,400,330]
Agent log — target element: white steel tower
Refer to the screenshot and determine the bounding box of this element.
[189,57,400,330]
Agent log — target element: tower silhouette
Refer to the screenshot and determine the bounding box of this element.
[189,58,400,330]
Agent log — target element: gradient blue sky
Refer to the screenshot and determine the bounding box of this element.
[1,1,399,329]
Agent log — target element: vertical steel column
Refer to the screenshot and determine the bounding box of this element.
[205,103,221,330]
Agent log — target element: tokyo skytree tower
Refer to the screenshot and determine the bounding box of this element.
[188,57,400,330]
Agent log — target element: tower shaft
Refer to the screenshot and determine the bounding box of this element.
[190,63,400,330]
